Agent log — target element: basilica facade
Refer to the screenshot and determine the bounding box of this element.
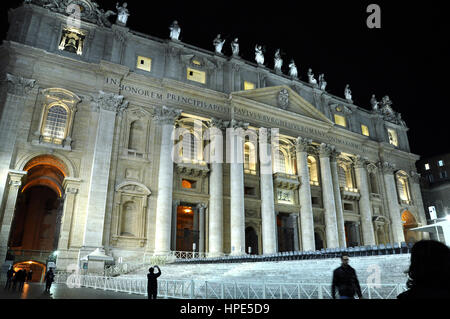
[0,1,428,270]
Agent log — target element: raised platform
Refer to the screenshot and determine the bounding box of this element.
[124,253,411,286]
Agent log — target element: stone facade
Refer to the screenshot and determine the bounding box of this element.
[0,1,428,270]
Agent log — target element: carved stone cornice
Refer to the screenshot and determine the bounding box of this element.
[176,163,209,177]
[295,137,312,153]
[5,73,36,96]
[319,143,335,158]
[154,105,182,125]
[92,91,128,114]
[7,170,27,189]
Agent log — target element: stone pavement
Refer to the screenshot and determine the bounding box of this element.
[0,282,147,299]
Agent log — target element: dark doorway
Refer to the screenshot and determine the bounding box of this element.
[245,226,258,255]
[345,221,361,247]
[9,186,62,251]
[314,232,324,250]
[176,205,199,252]
[277,213,295,252]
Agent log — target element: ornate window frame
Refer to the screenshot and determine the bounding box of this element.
[32,88,81,151]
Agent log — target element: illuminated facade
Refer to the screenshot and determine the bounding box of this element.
[0,1,428,270]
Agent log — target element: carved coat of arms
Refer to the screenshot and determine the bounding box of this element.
[278,89,289,110]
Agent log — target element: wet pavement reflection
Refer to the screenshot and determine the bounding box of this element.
[1,282,147,299]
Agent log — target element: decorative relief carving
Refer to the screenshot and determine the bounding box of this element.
[154,105,182,125]
[295,137,312,153]
[354,155,369,169]
[319,143,335,158]
[92,90,128,114]
[209,118,230,130]
[5,73,36,96]
[277,89,289,110]
[377,161,396,174]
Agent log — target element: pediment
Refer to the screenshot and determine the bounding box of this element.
[231,86,333,124]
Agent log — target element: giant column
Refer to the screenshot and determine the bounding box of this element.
[0,74,35,225]
[410,171,429,239]
[330,152,347,248]
[81,92,128,254]
[0,170,27,262]
[228,120,248,255]
[154,106,182,255]
[355,156,376,245]
[319,143,339,248]
[380,161,405,244]
[295,137,315,251]
[259,128,277,254]
[208,118,228,256]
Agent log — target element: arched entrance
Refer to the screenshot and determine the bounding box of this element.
[13,261,46,283]
[402,210,420,243]
[8,155,66,256]
[245,226,258,255]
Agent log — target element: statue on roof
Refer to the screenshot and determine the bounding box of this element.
[116,2,129,26]
[344,84,352,101]
[213,34,226,54]
[169,20,181,41]
[255,45,264,65]
[274,49,283,73]
[307,68,317,86]
[370,94,379,111]
[318,74,327,91]
[288,60,298,79]
[231,38,239,56]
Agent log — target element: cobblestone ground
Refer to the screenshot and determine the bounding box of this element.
[0,282,147,299]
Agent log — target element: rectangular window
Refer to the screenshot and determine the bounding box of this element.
[361,125,370,137]
[137,56,152,72]
[387,128,398,147]
[244,81,255,91]
[181,179,197,189]
[187,67,206,84]
[425,163,430,171]
[334,114,347,127]
[438,160,444,167]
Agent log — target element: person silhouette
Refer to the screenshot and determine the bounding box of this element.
[4,266,15,290]
[331,253,363,299]
[147,266,161,299]
[44,268,55,293]
[398,240,450,299]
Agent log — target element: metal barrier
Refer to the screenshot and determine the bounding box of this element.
[54,274,407,299]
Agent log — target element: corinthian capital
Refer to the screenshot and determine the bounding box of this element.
[377,161,396,174]
[5,73,36,96]
[209,118,230,130]
[92,91,129,114]
[354,155,369,169]
[319,143,335,158]
[296,137,312,152]
[154,105,182,125]
[229,119,249,130]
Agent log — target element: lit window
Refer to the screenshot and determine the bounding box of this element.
[438,160,444,167]
[361,125,370,137]
[387,128,398,147]
[425,164,430,171]
[334,114,347,127]
[42,105,68,145]
[136,56,151,72]
[244,81,255,91]
[187,67,206,84]
[181,179,196,189]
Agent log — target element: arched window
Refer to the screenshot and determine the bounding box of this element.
[42,104,68,145]
[308,156,319,185]
[180,132,198,162]
[121,201,136,237]
[338,165,347,188]
[396,172,412,204]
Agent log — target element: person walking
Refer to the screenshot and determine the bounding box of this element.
[44,268,55,293]
[27,270,33,282]
[332,253,363,299]
[18,269,26,292]
[147,265,161,299]
[4,266,15,290]
[11,269,19,291]
[398,240,450,299]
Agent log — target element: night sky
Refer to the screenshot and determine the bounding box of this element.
[1,1,449,159]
